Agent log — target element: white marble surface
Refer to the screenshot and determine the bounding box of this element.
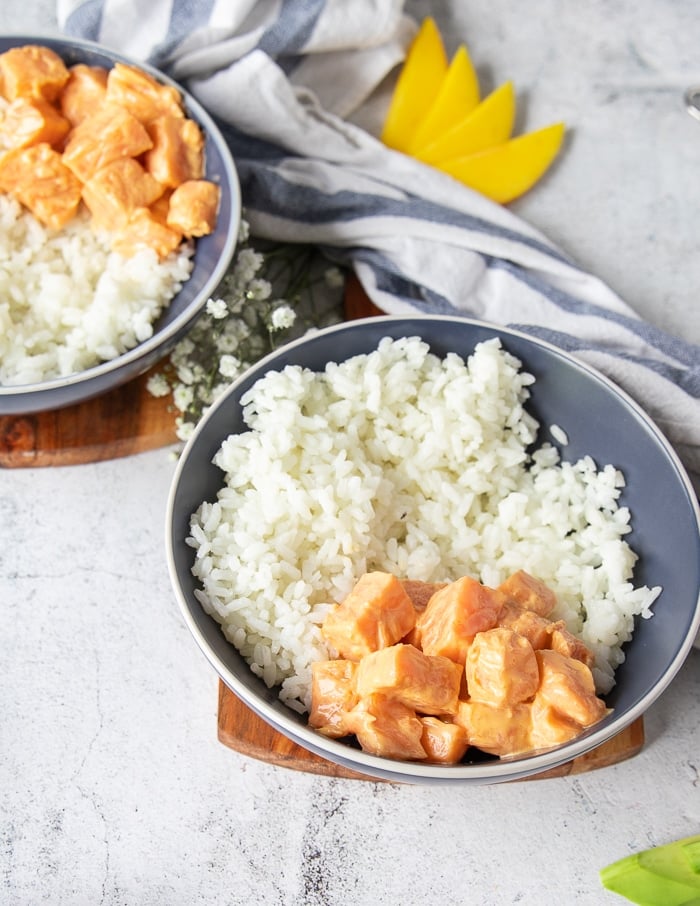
[1,2,699,905]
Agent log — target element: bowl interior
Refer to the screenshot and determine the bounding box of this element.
[167,316,700,782]
[0,35,240,409]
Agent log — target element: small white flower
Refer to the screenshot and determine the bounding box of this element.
[206,297,228,319]
[177,337,195,356]
[235,248,264,283]
[148,228,345,444]
[324,266,344,288]
[215,333,240,354]
[197,385,215,406]
[191,363,206,383]
[219,354,242,378]
[226,319,251,341]
[175,363,195,385]
[211,382,231,401]
[246,278,272,301]
[238,218,250,243]
[146,373,170,397]
[175,418,195,442]
[270,304,296,331]
[173,384,194,411]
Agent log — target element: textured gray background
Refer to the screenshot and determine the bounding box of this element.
[1,3,699,905]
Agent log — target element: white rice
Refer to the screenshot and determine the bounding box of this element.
[188,335,660,712]
[0,193,194,385]
[549,423,569,446]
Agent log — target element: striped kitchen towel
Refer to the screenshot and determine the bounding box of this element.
[58,0,700,488]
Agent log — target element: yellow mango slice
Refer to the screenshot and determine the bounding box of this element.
[415,81,516,165]
[436,122,565,204]
[381,17,448,151]
[406,45,480,155]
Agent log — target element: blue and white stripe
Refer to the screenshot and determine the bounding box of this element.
[58,0,700,485]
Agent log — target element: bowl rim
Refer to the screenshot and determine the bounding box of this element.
[0,32,241,400]
[166,313,700,783]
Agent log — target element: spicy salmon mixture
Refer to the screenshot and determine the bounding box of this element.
[0,43,219,258]
[310,570,608,763]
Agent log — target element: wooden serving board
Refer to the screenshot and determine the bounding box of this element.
[0,365,178,467]
[0,275,645,778]
[217,681,645,782]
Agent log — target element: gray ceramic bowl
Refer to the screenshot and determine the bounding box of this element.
[166,316,700,784]
[0,34,240,414]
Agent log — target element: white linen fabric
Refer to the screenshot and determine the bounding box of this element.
[58,0,700,488]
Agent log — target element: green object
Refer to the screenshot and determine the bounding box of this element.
[600,834,700,905]
[684,839,700,874]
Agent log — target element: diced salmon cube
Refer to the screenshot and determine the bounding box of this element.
[308,659,358,739]
[355,643,462,715]
[547,623,595,669]
[497,570,557,617]
[0,143,82,229]
[81,157,164,231]
[105,62,184,124]
[535,649,607,727]
[62,103,153,182]
[466,627,539,706]
[400,579,447,614]
[0,96,70,150]
[345,694,426,760]
[529,695,583,750]
[0,45,69,102]
[416,575,502,665]
[419,717,469,764]
[497,600,552,649]
[59,63,108,127]
[166,179,220,237]
[400,579,446,647]
[321,572,416,661]
[142,115,204,187]
[111,207,183,259]
[147,189,173,225]
[454,699,532,757]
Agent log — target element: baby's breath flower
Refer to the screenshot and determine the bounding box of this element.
[270,304,296,331]
[173,384,194,411]
[175,363,196,385]
[149,213,346,445]
[199,387,217,407]
[246,278,272,301]
[146,372,170,397]
[215,333,242,354]
[211,382,232,401]
[225,319,251,342]
[176,337,195,356]
[236,248,264,283]
[219,354,242,378]
[206,297,228,319]
[324,267,344,288]
[175,417,195,442]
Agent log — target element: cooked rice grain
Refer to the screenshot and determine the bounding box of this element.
[189,335,660,711]
[0,194,193,385]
